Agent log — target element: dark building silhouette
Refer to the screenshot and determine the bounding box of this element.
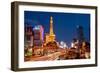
[77,25,85,48]
[77,25,84,42]
[24,25,34,47]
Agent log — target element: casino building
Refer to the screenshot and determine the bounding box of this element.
[33,25,44,47]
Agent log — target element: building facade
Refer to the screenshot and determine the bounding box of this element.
[33,25,44,47]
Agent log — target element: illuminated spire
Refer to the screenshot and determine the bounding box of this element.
[45,16,56,44]
[50,16,54,35]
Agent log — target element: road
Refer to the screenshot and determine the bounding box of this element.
[30,52,63,61]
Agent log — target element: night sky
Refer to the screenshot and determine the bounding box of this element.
[24,11,90,47]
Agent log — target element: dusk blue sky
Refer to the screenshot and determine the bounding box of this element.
[24,11,90,47]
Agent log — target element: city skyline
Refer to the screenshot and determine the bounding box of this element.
[24,11,90,47]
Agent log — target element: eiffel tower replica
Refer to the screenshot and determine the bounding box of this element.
[44,16,57,47]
